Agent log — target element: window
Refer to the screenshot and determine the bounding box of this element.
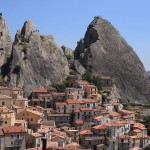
[17,135,19,139]
[0,32,2,36]
[2,101,5,105]
[11,135,13,138]
[5,121,7,124]
[31,118,33,121]
[11,141,13,145]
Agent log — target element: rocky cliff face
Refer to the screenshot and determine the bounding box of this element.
[75,16,150,104]
[10,20,69,95]
[0,15,12,77]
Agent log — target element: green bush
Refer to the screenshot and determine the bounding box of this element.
[65,55,71,60]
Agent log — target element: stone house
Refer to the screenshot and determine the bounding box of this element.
[0,94,13,108]
[0,106,15,127]
[103,104,114,112]
[119,109,135,123]
[65,88,85,100]
[15,120,28,128]
[92,124,107,137]
[55,99,85,114]
[75,80,90,89]
[113,103,123,112]
[47,114,71,126]
[93,116,111,126]
[79,130,93,146]
[66,130,79,143]
[16,108,43,131]
[13,98,28,109]
[0,126,26,150]
[118,135,131,150]
[0,86,12,97]
[31,87,48,99]
[105,123,125,138]
[83,85,98,96]
[109,111,121,120]
[74,108,94,122]
[83,99,98,108]
[26,132,43,149]
[12,87,24,99]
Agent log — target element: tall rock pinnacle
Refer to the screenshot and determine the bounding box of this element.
[10,20,69,95]
[74,16,150,104]
[0,14,12,74]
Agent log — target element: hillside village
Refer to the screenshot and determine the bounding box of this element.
[0,75,150,150]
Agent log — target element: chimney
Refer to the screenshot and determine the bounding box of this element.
[41,138,47,150]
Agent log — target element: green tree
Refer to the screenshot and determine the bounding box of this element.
[142,115,150,135]
[82,70,92,83]
[92,76,103,90]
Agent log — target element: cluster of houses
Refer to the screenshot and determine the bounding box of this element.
[0,77,149,150]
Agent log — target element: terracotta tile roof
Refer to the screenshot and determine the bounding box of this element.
[51,92,65,97]
[136,126,147,130]
[38,94,52,97]
[77,80,89,85]
[94,116,103,120]
[109,111,120,117]
[84,85,96,88]
[101,76,111,80]
[132,123,145,128]
[131,147,140,150]
[119,109,134,115]
[26,109,43,116]
[82,99,97,103]
[105,123,123,127]
[32,87,48,93]
[55,102,67,105]
[2,126,26,133]
[48,114,70,117]
[67,99,85,104]
[133,129,142,133]
[31,132,43,138]
[74,120,83,125]
[92,124,107,130]
[79,130,93,135]
[122,115,133,119]
[80,108,93,111]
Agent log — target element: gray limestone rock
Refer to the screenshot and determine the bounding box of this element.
[0,15,12,71]
[10,21,69,96]
[74,16,150,104]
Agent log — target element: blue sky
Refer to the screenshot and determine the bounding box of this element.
[0,0,150,70]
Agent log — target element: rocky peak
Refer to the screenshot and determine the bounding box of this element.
[10,20,69,96]
[75,16,150,104]
[0,15,12,66]
[21,20,35,42]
